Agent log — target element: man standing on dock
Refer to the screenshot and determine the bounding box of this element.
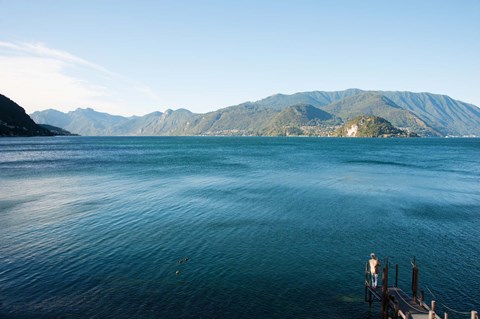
[369,253,381,288]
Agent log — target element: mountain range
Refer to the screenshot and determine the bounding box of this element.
[28,89,480,137]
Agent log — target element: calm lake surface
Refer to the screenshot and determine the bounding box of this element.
[0,137,479,318]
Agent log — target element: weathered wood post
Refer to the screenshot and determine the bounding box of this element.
[381,267,386,318]
[411,258,415,294]
[420,290,424,305]
[471,310,478,319]
[384,257,389,293]
[395,264,399,288]
[429,310,435,319]
[411,259,419,303]
[444,312,448,319]
[381,266,388,319]
[384,258,390,318]
[430,300,436,319]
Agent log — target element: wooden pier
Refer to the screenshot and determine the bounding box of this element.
[365,257,478,319]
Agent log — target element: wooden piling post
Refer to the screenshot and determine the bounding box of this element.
[431,300,436,313]
[381,267,385,317]
[395,264,398,288]
[384,257,389,291]
[471,310,478,319]
[411,263,419,303]
[411,259,415,293]
[382,258,390,319]
[381,267,388,319]
[444,312,448,319]
[420,290,424,305]
[429,310,435,319]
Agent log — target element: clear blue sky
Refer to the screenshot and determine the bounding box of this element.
[1,0,479,115]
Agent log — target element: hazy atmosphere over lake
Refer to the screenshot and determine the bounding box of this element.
[1,1,479,116]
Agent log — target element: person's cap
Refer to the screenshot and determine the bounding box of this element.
[370,253,375,257]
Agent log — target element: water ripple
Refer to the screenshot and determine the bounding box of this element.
[0,137,479,318]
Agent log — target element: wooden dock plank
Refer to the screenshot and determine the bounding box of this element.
[387,287,433,318]
[365,285,441,319]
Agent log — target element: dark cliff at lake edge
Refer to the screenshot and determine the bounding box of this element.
[0,94,53,137]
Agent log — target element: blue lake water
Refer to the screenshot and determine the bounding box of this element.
[0,137,479,318]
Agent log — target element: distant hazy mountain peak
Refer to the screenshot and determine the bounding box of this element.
[145,111,163,117]
[175,108,195,114]
[73,107,95,113]
[262,93,287,100]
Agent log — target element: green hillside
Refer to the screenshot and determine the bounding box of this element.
[253,88,364,110]
[381,91,480,136]
[188,103,278,135]
[262,104,340,136]
[322,92,440,136]
[334,116,418,138]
